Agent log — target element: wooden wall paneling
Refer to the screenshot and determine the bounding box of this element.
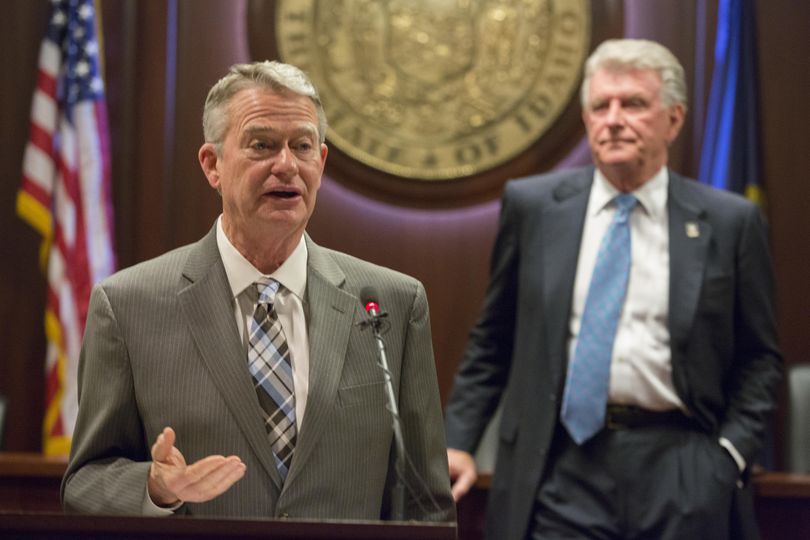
[251,0,621,400]
[688,0,720,175]
[102,0,180,266]
[99,0,138,269]
[0,0,51,452]
[306,184,501,402]
[757,0,810,371]
[756,0,810,468]
[170,0,251,247]
[623,0,702,176]
[127,0,177,263]
[2,0,808,468]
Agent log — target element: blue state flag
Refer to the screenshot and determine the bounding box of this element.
[698,0,762,204]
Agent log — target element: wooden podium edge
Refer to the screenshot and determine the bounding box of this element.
[0,512,456,540]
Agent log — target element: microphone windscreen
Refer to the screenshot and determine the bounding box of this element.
[360,286,379,306]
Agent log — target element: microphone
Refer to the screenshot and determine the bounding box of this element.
[361,287,379,316]
[359,287,406,520]
[360,287,387,327]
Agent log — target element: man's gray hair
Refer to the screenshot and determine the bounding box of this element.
[580,39,688,111]
[202,61,328,152]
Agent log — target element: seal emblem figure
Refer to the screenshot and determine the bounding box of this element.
[274,0,591,181]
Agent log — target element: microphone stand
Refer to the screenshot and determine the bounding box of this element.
[366,312,407,521]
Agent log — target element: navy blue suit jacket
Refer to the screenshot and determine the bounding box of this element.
[445,167,782,540]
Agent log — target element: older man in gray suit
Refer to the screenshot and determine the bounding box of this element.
[62,61,454,522]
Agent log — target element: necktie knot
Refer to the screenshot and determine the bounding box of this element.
[614,193,638,223]
[255,278,281,306]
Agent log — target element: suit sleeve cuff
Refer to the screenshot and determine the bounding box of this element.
[142,483,182,516]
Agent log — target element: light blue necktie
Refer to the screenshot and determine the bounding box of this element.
[561,193,638,444]
[248,278,297,479]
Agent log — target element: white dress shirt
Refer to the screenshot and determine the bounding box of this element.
[216,216,310,429]
[565,168,745,473]
[568,167,684,412]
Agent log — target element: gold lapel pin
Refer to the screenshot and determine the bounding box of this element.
[685,222,700,238]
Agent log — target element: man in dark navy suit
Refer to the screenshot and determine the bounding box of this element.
[444,39,782,540]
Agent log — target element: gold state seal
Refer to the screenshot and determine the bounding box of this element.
[275,0,591,181]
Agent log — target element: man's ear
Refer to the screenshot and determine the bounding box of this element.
[666,104,686,145]
[198,143,221,191]
[319,143,328,171]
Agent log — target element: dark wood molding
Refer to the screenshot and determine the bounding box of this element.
[1,454,808,539]
[246,0,624,208]
[0,512,456,540]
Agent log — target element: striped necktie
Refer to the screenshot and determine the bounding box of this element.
[248,277,296,479]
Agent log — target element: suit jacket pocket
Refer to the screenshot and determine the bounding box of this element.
[498,411,518,445]
[337,381,386,408]
[701,273,733,307]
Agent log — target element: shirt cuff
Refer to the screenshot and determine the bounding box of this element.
[718,437,746,488]
[142,483,182,516]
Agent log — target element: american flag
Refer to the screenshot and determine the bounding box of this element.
[17,0,116,456]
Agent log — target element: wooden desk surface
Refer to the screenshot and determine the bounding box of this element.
[2,453,809,539]
[0,452,67,477]
[2,452,810,497]
[472,470,810,497]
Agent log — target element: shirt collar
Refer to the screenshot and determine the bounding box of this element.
[216,216,308,301]
[591,166,669,218]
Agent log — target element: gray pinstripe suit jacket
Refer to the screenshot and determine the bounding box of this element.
[62,224,454,522]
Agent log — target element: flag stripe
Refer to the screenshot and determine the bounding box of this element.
[31,88,59,133]
[22,143,56,195]
[16,190,52,242]
[27,121,55,160]
[38,39,61,77]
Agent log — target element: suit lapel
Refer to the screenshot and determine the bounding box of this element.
[176,226,284,489]
[667,172,711,367]
[282,236,356,487]
[542,171,592,382]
